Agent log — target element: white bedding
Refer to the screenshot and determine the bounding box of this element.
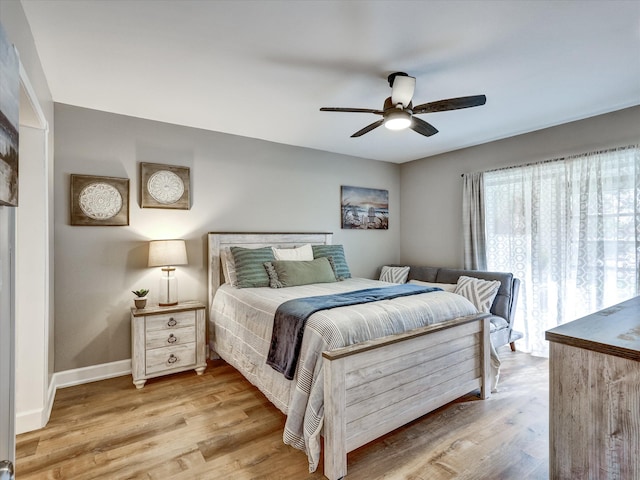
[209,277,482,472]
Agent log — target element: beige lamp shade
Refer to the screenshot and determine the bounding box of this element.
[148,239,188,267]
[148,239,187,306]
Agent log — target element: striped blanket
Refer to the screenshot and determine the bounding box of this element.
[267,284,440,379]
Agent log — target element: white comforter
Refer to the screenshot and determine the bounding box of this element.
[209,278,481,472]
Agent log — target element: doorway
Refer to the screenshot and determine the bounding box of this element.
[0,60,50,477]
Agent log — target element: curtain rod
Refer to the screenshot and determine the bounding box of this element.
[461,144,638,177]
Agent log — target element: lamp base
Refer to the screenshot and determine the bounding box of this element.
[159,301,178,307]
[159,267,179,307]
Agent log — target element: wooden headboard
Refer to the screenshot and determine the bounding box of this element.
[207,232,333,310]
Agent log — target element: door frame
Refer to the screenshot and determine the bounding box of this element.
[14,59,51,435]
[0,206,16,476]
[0,56,49,470]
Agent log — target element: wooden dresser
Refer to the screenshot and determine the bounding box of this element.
[131,301,206,389]
[546,296,640,479]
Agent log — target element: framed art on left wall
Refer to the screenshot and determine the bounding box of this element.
[0,25,19,207]
[70,174,130,226]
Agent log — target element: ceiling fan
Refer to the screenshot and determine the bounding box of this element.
[320,72,486,138]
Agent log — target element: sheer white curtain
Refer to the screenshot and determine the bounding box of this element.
[480,145,640,356]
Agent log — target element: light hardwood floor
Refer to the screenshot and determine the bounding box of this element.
[17,347,549,479]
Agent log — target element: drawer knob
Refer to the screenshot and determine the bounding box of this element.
[167,318,177,327]
[167,354,178,364]
[167,334,177,344]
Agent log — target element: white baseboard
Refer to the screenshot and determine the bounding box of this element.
[53,358,132,389]
[16,359,132,434]
[15,408,45,435]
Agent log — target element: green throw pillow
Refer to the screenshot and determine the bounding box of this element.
[264,257,337,288]
[312,244,351,280]
[230,246,275,288]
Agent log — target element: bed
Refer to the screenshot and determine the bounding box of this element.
[207,232,493,480]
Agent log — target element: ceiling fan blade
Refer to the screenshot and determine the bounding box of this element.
[391,75,415,107]
[351,119,384,137]
[320,107,383,115]
[412,95,487,114]
[410,117,439,137]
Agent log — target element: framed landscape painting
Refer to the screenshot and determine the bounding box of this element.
[0,24,19,207]
[341,185,389,229]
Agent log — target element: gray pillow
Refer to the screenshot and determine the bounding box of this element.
[264,257,337,288]
[312,244,351,280]
[230,246,275,288]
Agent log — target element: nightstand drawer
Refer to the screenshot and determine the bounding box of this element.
[145,343,196,374]
[146,326,195,349]
[146,311,195,332]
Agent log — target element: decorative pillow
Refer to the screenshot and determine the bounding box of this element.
[230,246,275,288]
[272,243,313,261]
[454,275,501,313]
[379,266,410,284]
[220,248,238,286]
[312,244,351,280]
[409,279,456,292]
[264,257,337,288]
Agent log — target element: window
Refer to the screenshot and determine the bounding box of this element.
[481,146,639,355]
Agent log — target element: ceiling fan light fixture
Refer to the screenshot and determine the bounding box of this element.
[319,73,485,138]
[384,110,412,130]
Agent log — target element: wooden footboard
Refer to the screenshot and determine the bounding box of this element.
[322,314,491,480]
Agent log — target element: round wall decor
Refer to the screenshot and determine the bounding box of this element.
[147,170,185,205]
[140,162,190,210]
[70,174,129,226]
[78,182,123,220]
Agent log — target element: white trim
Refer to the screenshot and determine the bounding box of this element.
[16,360,132,434]
[19,61,48,132]
[53,359,132,389]
[14,59,51,437]
[15,409,41,436]
[44,375,56,426]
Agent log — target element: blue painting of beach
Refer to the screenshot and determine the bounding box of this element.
[341,185,389,229]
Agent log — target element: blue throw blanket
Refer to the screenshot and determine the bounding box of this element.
[266,284,441,379]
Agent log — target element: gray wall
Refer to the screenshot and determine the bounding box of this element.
[54,103,640,372]
[400,105,640,267]
[54,104,401,371]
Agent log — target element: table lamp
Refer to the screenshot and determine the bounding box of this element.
[148,239,188,306]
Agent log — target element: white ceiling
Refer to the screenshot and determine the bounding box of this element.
[20,0,640,163]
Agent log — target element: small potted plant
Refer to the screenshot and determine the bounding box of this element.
[132,289,149,309]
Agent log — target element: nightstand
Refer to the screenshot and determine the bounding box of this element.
[130,301,206,389]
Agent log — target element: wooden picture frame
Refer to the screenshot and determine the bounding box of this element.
[70,174,130,226]
[140,162,190,209]
[341,185,389,229]
[0,25,20,207]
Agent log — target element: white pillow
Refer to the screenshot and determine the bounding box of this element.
[379,266,410,284]
[220,248,237,286]
[409,279,456,293]
[272,243,313,261]
[454,275,501,313]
